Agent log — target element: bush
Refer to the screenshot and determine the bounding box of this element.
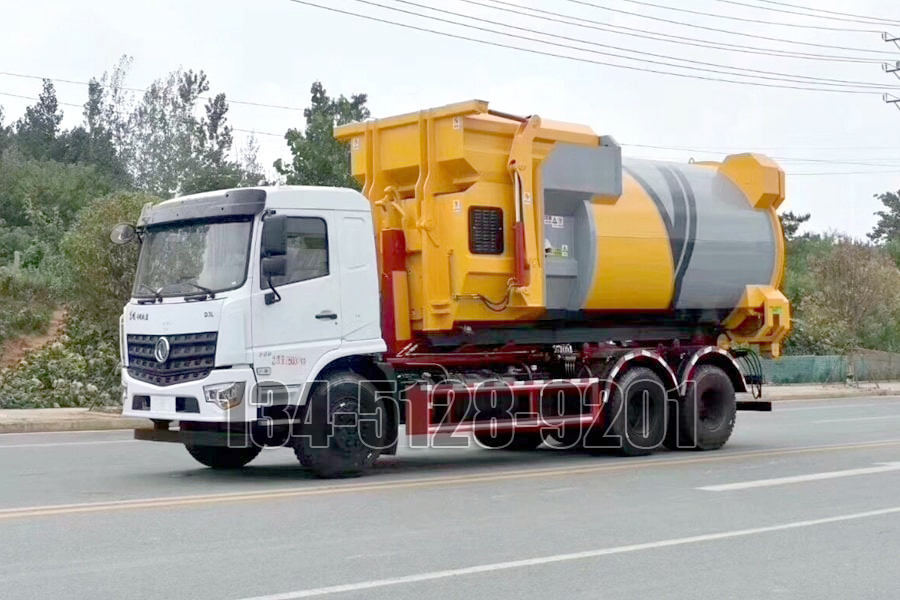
[0,316,120,409]
[60,191,158,333]
[0,267,57,346]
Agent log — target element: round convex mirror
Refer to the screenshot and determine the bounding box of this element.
[110,223,137,245]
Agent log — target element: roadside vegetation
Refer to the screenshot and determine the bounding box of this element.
[0,54,898,407]
[0,58,364,408]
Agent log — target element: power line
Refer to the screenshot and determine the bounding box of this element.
[752,0,900,26]
[9,89,897,157]
[461,0,884,64]
[613,0,880,32]
[789,169,900,176]
[712,0,897,26]
[559,0,898,55]
[0,90,82,108]
[0,71,306,113]
[6,91,899,176]
[623,141,900,153]
[1,91,284,140]
[286,0,884,94]
[233,128,284,138]
[381,0,898,90]
[624,145,900,168]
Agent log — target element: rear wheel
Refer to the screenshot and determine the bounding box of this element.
[587,367,667,456]
[294,372,387,478]
[545,427,584,449]
[665,365,736,451]
[184,444,262,469]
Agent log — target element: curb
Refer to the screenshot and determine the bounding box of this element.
[765,389,900,402]
[0,417,152,435]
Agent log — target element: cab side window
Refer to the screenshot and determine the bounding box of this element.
[261,217,328,288]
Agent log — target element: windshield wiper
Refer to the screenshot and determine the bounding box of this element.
[135,283,162,304]
[176,281,216,300]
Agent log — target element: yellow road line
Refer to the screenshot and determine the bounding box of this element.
[2,438,900,521]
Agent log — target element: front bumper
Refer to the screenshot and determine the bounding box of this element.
[122,367,257,422]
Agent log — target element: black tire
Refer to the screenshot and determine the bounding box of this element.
[665,365,736,451]
[184,444,262,469]
[294,372,387,478]
[474,430,544,451]
[545,427,584,450]
[296,450,314,469]
[587,367,667,456]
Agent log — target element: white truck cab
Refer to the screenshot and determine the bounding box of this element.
[120,186,384,426]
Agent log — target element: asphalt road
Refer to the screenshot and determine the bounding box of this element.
[3,396,900,600]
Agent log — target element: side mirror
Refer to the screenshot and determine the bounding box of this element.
[262,255,287,278]
[110,223,137,245]
[261,215,287,257]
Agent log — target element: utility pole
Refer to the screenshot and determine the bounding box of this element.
[885,32,900,50]
[886,93,900,112]
[883,33,900,111]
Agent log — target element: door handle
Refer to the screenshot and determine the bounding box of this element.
[316,311,338,320]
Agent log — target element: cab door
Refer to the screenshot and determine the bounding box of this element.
[251,211,341,387]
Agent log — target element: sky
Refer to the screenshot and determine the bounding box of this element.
[2,0,900,238]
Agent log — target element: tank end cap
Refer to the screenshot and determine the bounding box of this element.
[719,153,785,211]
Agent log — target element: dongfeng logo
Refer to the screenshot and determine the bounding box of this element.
[154,337,170,364]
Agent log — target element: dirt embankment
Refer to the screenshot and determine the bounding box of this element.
[0,309,67,370]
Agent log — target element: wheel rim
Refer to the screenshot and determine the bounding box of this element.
[331,398,377,462]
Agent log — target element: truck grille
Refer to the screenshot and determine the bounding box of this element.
[127,332,218,387]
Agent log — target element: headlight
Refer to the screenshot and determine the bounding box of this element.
[119,314,126,366]
[203,382,246,410]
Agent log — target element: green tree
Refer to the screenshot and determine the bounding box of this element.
[779,211,811,241]
[0,151,113,266]
[869,190,900,243]
[48,78,131,185]
[788,237,900,353]
[0,106,11,152]
[118,68,261,197]
[778,211,827,338]
[14,80,63,160]
[274,81,369,188]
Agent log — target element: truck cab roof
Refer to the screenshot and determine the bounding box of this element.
[139,186,369,227]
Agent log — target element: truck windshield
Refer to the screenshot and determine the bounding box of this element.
[133,219,253,298]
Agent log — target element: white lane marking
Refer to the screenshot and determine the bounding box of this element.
[778,403,897,412]
[543,487,580,494]
[0,440,137,450]
[699,462,900,492]
[815,414,900,424]
[0,429,134,437]
[233,505,900,600]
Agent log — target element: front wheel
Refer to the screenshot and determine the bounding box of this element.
[294,372,387,478]
[184,444,262,469]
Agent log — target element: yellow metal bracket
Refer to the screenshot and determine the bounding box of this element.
[720,285,791,358]
[507,115,543,307]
